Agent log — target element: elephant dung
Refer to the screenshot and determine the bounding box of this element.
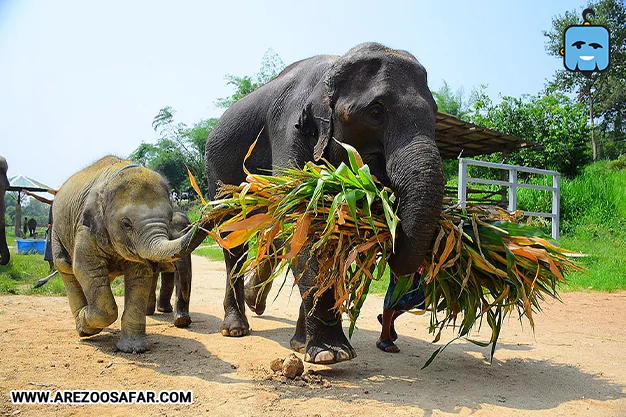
[269,358,284,373]
[282,354,304,379]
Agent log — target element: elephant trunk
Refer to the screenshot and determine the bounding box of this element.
[386,135,444,276]
[0,214,9,265]
[136,217,220,263]
[136,225,199,263]
[0,156,9,265]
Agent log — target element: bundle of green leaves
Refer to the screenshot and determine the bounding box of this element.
[194,141,583,365]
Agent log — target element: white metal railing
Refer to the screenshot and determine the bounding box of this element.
[457,158,561,239]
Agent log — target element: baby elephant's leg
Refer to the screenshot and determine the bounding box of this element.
[173,255,192,328]
[72,231,118,335]
[146,272,159,316]
[118,263,153,353]
[158,272,175,313]
[52,235,97,336]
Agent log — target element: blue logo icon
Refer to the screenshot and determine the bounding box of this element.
[560,9,610,78]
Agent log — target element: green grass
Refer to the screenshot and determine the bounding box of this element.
[0,253,63,295]
[186,202,205,223]
[6,230,16,247]
[194,244,225,261]
[558,228,626,292]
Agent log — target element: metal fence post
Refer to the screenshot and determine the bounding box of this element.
[458,159,468,208]
[508,168,517,212]
[552,174,561,239]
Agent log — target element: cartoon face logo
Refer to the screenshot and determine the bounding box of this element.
[561,9,610,77]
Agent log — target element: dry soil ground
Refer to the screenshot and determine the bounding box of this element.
[0,255,625,416]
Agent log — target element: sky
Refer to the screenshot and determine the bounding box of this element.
[0,0,590,189]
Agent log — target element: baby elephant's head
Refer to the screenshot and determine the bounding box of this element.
[83,166,198,264]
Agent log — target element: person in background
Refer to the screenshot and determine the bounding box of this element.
[23,217,28,237]
[23,190,54,271]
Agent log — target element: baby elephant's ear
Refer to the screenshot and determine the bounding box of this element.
[80,182,109,246]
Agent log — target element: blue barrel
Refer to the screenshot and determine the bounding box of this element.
[16,240,46,255]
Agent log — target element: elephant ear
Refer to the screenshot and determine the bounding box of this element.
[81,182,110,247]
[296,79,334,161]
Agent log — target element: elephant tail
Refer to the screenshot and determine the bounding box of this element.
[33,270,59,289]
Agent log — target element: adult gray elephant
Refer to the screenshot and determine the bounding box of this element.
[52,156,202,353]
[147,212,193,328]
[0,156,9,265]
[205,43,444,364]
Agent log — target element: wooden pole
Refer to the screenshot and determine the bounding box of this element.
[14,191,22,238]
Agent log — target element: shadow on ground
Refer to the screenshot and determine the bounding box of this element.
[242,313,625,414]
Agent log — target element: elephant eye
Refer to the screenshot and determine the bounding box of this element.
[121,218,133,230]
[589,43,603,49]
[367,103,385,121]
[572,41,585,49]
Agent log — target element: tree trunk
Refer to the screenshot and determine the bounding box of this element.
[590,90,597,162]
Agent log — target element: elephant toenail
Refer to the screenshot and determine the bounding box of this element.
[314,351,335,364]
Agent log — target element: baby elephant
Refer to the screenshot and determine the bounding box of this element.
[52,156,202,353]
[147,212,193,328]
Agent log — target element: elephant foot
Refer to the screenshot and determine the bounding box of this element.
[244,284,266,316]
[157,303,173,314]
[146,303,156,316]
[290,335,306,354]
[77,326,103,337]
[220,309,249,337]
[116,335,149,353]
[303,323,356,364]
[76,309,109,337]
[174,313,191,328]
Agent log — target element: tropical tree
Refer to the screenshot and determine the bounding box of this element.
[130,107,218,200]
[468,89,592,177]
[433,81,469,119]
[130,48,284,200]
[543,0,626,161]
[215,48,285,109]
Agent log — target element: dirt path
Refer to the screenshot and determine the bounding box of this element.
[0,255,625,416]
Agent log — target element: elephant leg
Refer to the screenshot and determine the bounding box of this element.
[290,302,306,353]
[244,256,275,315]
[244,239,283,315]
[58,271,95,336]
[146,272,158,316]
[295,246,356,364]
[72,230,118,336]
[158,272,175,313]
[53,236,91,333]
[173,256,191,328]
[118,264,152,353]
[52,234,89,329]
[221,244,249,337]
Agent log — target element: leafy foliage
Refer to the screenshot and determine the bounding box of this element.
[129,106,218,201]
[433,81,471,180]
[433,81,469,119]
[195,144,583,366]
[468,89,592,177]
[543,0,626,160]
[215,48,285,109]
[130,49,284,201]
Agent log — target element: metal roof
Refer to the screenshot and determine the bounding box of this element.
[435,112,533,160]
[7,175,52,193]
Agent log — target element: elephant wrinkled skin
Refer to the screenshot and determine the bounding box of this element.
[205,43,444,364]
[52,156,201,353]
